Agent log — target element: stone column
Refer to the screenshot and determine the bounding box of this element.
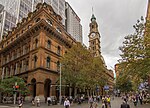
[69,87,72,96]
[21,60,23,73]
[6,67,8,77]
[15,63,17,75]
[1,67,5,80]
[10,65,12,76]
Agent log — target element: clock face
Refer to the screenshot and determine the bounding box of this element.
[91,33,96,37]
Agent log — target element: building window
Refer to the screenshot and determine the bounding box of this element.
[92,25,94,29]
[47,40,51,49]
[35,39,38,48]
[34,55,37,68]
[46,19,53,26]
[57,61,60,72]
[56,27,61,34]
[46,57,51,68]
[35,18,40,22]
[57,46,61,55]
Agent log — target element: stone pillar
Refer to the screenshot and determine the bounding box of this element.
[1,67,5,80]
[69,87,72,96]
[15,63,17,75]
[10,65,12,76]
[6,67,8,77]
[74,87,77,97]
[21,60,23,73]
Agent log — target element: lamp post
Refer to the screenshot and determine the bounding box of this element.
[59,63,62,104]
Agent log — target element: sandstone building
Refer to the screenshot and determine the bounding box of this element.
[0,3,76,100]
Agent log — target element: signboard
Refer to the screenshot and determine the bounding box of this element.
[104,85,109,91]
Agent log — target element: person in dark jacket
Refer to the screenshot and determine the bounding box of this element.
[120,101,130,108]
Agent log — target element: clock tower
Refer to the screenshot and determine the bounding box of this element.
[88,14,101,57]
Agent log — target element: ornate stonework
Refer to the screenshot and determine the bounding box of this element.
[0,3,76,100]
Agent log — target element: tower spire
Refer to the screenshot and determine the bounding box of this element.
[91,7,96,22]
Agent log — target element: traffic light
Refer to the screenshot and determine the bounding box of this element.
[13,85,19,94]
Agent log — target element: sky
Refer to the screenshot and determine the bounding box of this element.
[66,0,148,71]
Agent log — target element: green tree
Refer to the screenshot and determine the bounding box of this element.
[0,76,29,96]
[61,43,92,88]
[119,17,150,84]
[61,42,107,92]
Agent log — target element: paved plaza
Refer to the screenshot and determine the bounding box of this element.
[0,97,150,108]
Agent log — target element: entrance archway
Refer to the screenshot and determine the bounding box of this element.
[31,78,36,98]
[44,79,51,98]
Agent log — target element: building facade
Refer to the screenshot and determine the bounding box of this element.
[0,3,76,100]
[65,2,82,43]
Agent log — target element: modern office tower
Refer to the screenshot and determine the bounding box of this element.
[0,4,17,40]
[33,0,66,25]
[0,0,32,40]
[65,2,83,43]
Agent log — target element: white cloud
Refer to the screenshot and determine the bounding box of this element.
[66,0,148,71]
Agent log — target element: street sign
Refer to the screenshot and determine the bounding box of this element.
[104,85,109,90]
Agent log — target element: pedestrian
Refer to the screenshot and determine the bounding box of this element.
[102,102,105,108]
[94,102,98,108]
[89,96,94,108]
[104,96,108,108]
[31,97,35,106]
[36,97,40,107]
[64,98,70,108]
[120,101,130,108]
[139,94,143,105]
[18,103,23,108]
[47,97,51,106]
[107,95,111,108]
[18,96,23,108]
[133,97,137,107]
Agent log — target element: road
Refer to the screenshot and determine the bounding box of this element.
[0,97,150,108]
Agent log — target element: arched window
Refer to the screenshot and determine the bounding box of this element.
[47,40,51,49]
[46,57,51,68]
[57,46,61,55]
[35,39,38,48]
[34,55,37,68]
[57,61,60,72]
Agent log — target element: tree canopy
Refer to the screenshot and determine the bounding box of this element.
[61,42,107,90]
[117,17,150,91]
[0,76,29,96]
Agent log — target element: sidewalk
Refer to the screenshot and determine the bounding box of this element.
[0,97,150,108]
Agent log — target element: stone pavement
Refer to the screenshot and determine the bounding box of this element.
[0,97,150,108]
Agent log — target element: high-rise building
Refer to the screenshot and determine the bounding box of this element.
[0,0,66,40]
[65,2,82,43]
[0,4,17,40]
[33,0,66,25]
[0,0,32,39]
